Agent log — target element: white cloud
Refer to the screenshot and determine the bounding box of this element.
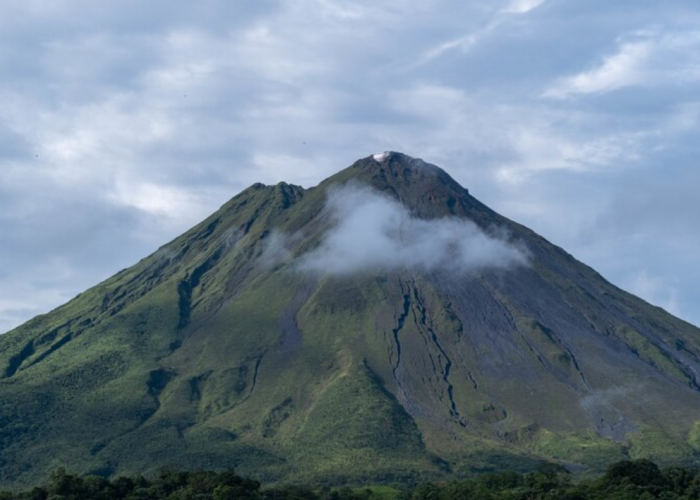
[495,128,647,183]
[2,0,700,332]
[544,29,700,99]
[390,84,648,183]
[421,29,490,62]
[312,0,369,20]
[544,40,652,98]
[420,0,549,63]
[109,181,202,219]
[296,185,528,275]
[502,0,547,14]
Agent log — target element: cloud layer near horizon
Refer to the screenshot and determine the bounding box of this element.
[296,186,527,275]
[1,0,700,332]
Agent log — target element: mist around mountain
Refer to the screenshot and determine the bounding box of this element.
[1,152,699,488]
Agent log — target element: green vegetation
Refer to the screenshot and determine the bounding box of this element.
[4,461,700,500]
[1,154,700,488]
[401,460,700,500]
[529,430,628,470]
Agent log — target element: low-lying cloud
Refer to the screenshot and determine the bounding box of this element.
[296,185,528,275]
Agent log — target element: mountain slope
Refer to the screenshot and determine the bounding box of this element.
[1,152,700,487]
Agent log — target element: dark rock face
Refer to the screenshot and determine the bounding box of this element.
[0,153,699,488]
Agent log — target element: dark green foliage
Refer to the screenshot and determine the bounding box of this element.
[0,468,372,500]
[604,459,664,488]
[5,461,700,500]
[401,460,700,500]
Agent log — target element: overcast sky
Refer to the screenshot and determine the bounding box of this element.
[1,0,699,333]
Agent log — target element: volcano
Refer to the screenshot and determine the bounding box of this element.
[1,152,700,487]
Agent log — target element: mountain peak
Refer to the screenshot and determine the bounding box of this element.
[319,151,479,219]
[3,153,700,488]
[372,151,392,162]
[367,150,437,170]
[370,150,424,164]
[341,151,459,187]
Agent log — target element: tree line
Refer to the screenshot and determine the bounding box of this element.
[3,460,700,500]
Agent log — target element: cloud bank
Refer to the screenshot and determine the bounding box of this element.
[2,1,700,330]
[543,30,700,99]
[297,185,527,275]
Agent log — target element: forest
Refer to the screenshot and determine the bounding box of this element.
[2,460,700,500]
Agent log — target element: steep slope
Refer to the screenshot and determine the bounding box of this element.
[1,152,700,488]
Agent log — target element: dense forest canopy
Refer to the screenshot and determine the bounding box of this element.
[3,460,700,500]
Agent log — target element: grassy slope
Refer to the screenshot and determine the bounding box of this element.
[1,155,700,488]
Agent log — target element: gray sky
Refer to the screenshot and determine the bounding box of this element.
[1,0,699,333]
